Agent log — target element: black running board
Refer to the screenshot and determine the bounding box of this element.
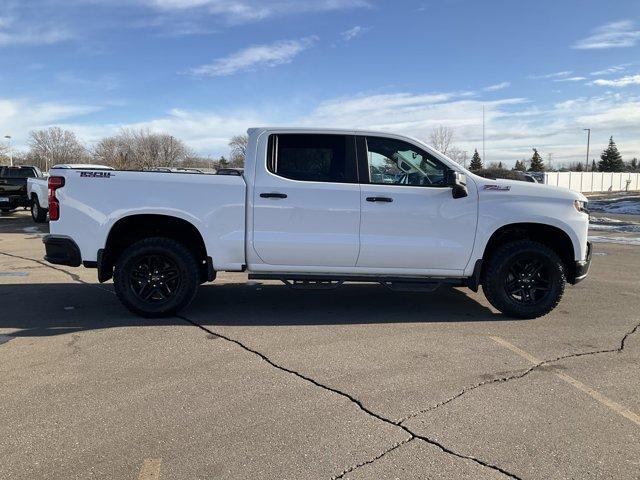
[248,273,466,292]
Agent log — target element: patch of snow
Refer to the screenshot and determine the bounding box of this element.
[588,235,640,246]
[589,195,640,215]
[589,223,640,233]
[589,216,625,224]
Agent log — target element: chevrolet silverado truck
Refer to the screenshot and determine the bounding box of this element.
[0,165,44,214]
[42,128,591,319]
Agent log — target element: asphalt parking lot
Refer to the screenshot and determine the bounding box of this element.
[1,211,639,480]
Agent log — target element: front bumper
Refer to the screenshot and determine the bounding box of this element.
[43,235,82,267]
[571,241,592,284]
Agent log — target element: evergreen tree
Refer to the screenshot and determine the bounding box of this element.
[591,159,597,172]
[498,161,504,170]
[513,159,527,172]
[528,148,545,172]
[598,137,625,172]
[469,149,483,170]
[575,162,584,172]
[629,158,638,172]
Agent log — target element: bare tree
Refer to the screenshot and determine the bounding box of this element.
[93,129,190,170]
[446,147,468,166]
[93,134,132,170]
[429,125,454,154]
[28,127,88,170]
[228,134,248,167]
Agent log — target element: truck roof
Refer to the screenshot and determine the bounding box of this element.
[52,164,115,170]
[248,127,408,136]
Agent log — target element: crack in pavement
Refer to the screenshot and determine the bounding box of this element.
[397,321,640,425]
[331,436,414,480]
[0,251,113,293]
[177,315,523,480]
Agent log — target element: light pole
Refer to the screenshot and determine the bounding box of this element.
[583,128,590,171]
[482,105,486,163]
[3,135,12,167]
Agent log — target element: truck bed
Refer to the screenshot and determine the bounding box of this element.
[49,169,247,271]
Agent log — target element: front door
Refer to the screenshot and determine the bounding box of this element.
[357,135,477,273]
[252,133,361,267]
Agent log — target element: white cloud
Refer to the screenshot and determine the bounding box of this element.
[188,36,317,76]
[0,16,73,47]
[6,90,640,168]
[143,0,370,23]
[0,98,100,148]
[528,71,573,80]
[573,20,640,49]
[341,25,369,41]
[590,64,630,76]
[55,72,120,91]
[554,76,587,82]
[592,74,640,87]
[484,82,510,92]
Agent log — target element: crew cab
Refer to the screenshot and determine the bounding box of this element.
[0,166,43,214]
[27,164,115,223]
[43,128,591,319]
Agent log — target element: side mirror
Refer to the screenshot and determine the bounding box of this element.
[446,170,468,199]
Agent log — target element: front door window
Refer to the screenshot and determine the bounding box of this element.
[366,136,447,187]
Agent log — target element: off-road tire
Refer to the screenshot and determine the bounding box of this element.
[113,237,199,318]
[482,240,565,319]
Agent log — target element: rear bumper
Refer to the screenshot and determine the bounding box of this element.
[0,194,30,209]
[571,241,592,284]
[43,235,82,267]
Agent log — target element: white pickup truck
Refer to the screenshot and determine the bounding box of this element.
[43,128,591,319]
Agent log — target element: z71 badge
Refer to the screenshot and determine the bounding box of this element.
[80,171,113,178]
[484,184,511,191]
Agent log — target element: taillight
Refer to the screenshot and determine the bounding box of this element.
[48,176,65,221]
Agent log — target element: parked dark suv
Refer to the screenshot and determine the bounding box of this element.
[0,166,43,213]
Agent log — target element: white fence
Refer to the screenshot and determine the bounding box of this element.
[543,172,640,193]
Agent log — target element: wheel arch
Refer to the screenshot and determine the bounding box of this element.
[478,222,577,284]
[98,214,213,283]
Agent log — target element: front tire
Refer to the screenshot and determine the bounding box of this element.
[31,197,48,223]
[113,237,199,318]
[482,240,565,319]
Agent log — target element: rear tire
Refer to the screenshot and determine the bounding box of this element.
[482,240,565,319]
[113,237,199,318]
[31,196,48,223]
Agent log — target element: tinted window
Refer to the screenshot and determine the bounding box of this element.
[0,167,36,178]
[268,134,357,183]
[365,136,448,187]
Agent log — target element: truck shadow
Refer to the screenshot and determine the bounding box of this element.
[0,281,503,338]
[0,210,48,235]
[188,282,499,326]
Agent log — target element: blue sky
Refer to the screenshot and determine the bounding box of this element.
[1,0,639,166]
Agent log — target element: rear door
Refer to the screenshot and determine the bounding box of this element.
[251,133,361,268]
[356,135,477,273]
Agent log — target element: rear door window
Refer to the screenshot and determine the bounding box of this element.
[0,167,35,178]
[268,134,357,183]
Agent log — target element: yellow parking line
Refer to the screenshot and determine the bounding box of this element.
[138,458,161,480]
[490,336,640,427]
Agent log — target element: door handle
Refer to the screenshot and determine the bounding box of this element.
[366,196,393,203]
[260,192,288,199]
